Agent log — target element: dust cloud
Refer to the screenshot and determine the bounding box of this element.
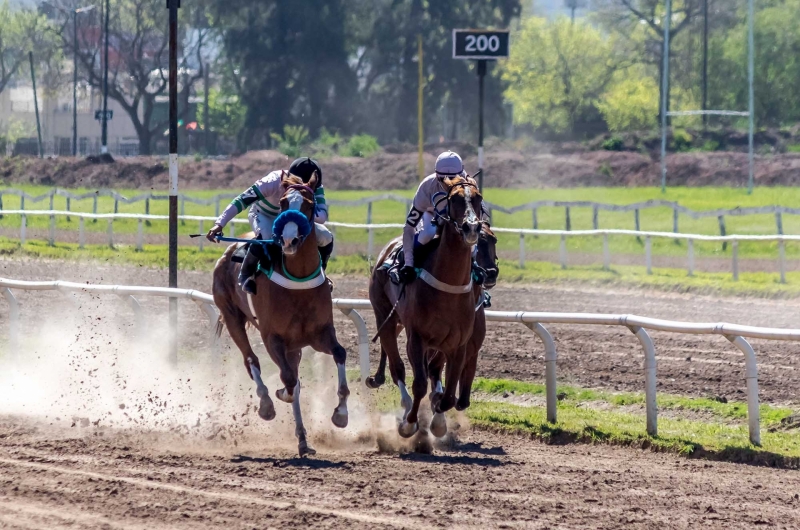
[0,296,447,455]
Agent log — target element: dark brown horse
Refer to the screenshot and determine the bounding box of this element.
[367,222,498,437]
[369,176,483,438]
[212,172,349,457]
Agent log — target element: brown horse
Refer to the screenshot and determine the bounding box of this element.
[212,172,349,457]
[367,222,498,437]
[369,176,483,438]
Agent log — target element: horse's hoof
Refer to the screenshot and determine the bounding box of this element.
[455,399,470,412]
[398,420,419,439]
[298,443,316,458]
[429,392,444,413]
[275,388,294,404]
[258,394,276,421]
[331,409,348,429]
[430,413,447,438]
[365,375,384,389]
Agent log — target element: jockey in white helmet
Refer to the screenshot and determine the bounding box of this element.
[396,150,488,284]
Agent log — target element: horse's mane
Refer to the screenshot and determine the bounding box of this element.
[481,222,496,241]
[283,173,305,186]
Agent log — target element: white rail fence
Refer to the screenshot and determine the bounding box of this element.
[1,210,797,282]
[3,278,800,446]
[2,188,799,238]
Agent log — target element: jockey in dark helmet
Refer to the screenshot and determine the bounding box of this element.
[206,157,333,295]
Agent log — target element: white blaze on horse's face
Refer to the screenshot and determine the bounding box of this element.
[462,186,480,246]
[282,189,305,255]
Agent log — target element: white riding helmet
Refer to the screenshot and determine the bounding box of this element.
[435,151,465,177]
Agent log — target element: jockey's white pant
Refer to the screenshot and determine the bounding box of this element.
[415,211,477,258]
[248,207,333,246]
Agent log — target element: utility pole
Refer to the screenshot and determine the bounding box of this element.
[29,52,43,159]
[477,59,486,191]
[101,0,110,155]
[660,0,672,193]
[167,0,180,364]
[702,0,708,128]
[72,10,78,156]
[417,35,424,180]
[204,68,210,155]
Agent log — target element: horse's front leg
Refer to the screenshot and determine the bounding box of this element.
[436,344,468,414]
[315,325,350,429]
[427,350,447,438]
[399,330,426,438]
[291,379,315,457]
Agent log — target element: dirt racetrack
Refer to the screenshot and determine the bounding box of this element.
[3,258,800,528]
[2,420,800,529]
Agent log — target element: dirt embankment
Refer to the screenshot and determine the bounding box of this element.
[4,147,800,190]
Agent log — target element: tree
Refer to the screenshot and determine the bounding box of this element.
[51,0,209,154]
[501,17,624,136]
[0,2,52,97]
[594,0,703,122]
[356,0,521,143]
[212,0,360,148]
[596,72,659,132]
[711,0,800,127]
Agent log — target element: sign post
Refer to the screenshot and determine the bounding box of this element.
[452,29,509,191]
[167,0,180,364]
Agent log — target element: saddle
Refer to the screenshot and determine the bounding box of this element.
[235,241,334,291]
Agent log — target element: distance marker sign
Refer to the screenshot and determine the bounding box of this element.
[452,29,509,60]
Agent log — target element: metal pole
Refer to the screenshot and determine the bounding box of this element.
[702,0,708,128]
[101,0,110,154]
[29,52,43,159]
[204,68,210,155]
[417,35,424,180]
[660,0,672,193]
[73,11,78,157]
[747,0,755,194]
[477,59,486,192]
[167,0,180,365]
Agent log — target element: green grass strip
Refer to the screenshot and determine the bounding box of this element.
[2,239,800,299]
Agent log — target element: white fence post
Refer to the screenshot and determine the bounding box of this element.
[48,215,55,246]
[602,233,610,271]
[136,218,143,251]
[518,232,525,268]
[726,335,760,446]
[687,238,695,276]
[107,219,114,249]
[645,236,652,275]
[732,240,739,281]
[198,220,205,252]
[779,239,786,284]
[366,203,374,259]
[228,222,235,238]
[559,234,567,269]
[628,325,658,437]
[525,322,557,424]
[20,215,26,245]
[338,307,370,381]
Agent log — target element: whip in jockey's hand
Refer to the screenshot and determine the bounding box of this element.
[400,151,489,281]
[206,223,224,243]
[212,157,334,295]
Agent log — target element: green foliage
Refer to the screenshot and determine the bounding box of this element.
[0,1,53,95]
[787,144,800,153]
[501,17,620,134]
[601,137,624,151]
[700,140,720,152]
[596,73,658,132]
[270,125,310,158]
[671,128,694,152]
[198,88,246,141]
[343,134,380,158]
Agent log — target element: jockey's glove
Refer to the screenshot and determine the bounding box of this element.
[398,265,417,285]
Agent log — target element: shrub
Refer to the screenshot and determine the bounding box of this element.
[343,134,380,157]
[270,125,310,158]
[601,137,624,151]
[671,128,693,152]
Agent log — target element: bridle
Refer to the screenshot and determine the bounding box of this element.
[431,180,481,234]
[274,183,317,247]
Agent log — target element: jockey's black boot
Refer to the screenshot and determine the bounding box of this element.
[319,241,335,292]
[319,241,334,270]
[238,243,263,295]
